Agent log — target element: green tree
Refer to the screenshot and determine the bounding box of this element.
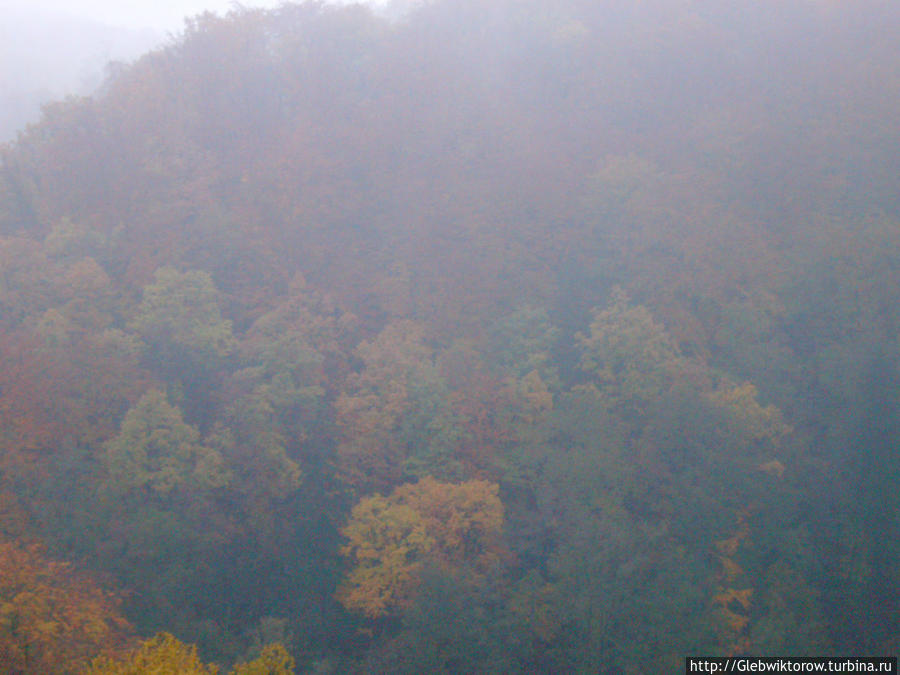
[334,320,435,491]
[522,386,720,673]
[487,303,561,387]
[128,266,236,373]
[103,389,230,495]
[748,561,827,656]
[578,286,684,424]
[397,362,466,482]
[362,566,527,675]
[215,283,341,505]
[231,643,295,675]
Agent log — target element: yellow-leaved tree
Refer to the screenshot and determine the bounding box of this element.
[337,477,505,618]
[707,381,792,454]
[335,495,435,619]
[83,633,219,675]
[395,477,505,569]
[83,633,295,675]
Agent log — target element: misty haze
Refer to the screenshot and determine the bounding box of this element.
[0,0,898,673]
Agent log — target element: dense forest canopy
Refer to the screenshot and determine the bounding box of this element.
[1,0,899,672]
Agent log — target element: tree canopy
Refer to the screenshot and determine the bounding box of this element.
[0,0,898,669]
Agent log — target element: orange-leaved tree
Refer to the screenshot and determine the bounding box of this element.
[711,508,754,656]
[335,494,434,619]
[0,537,132,673]
[0,329,77,480]
[336,477,505,618]
[334,320,433,491]
[394,477,506,570]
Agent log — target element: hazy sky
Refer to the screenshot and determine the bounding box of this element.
[2,0,384,33]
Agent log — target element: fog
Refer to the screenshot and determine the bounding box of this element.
[0,0,898,672]
[0,0,398,142]
[6,0,297,31]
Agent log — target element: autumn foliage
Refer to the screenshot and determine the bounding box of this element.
[0,0,896,669]
[83,633,295,675]
[0,538,131,673]
[337,477,505,618]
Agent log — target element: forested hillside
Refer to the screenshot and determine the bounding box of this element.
[0,6,160,144]
[1,1,899,672]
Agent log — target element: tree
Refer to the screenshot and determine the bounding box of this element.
[0,236,59,328]
[83,632,219,675]
[707,381,792,452]
[578,286,686,424]
[103,389,229,496]
[84,633,296,675]
[336,477,505,618]
[438,342,519,479]
[748,561,827,656]
[128,266,236,384]
[59,328,151,449]
[394,477,505,570]
[396,361,467,482]
[711,509,754,655]
[230,643,295,675]
[486,303,561,387]
[519,385,720,673]
[241,274,358,395]
[214,279,350,506]
[334,320,434,491]
[0,537,131,674]
[363,566,528,675]
[336,494,435,619]
[0,330,72,476]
